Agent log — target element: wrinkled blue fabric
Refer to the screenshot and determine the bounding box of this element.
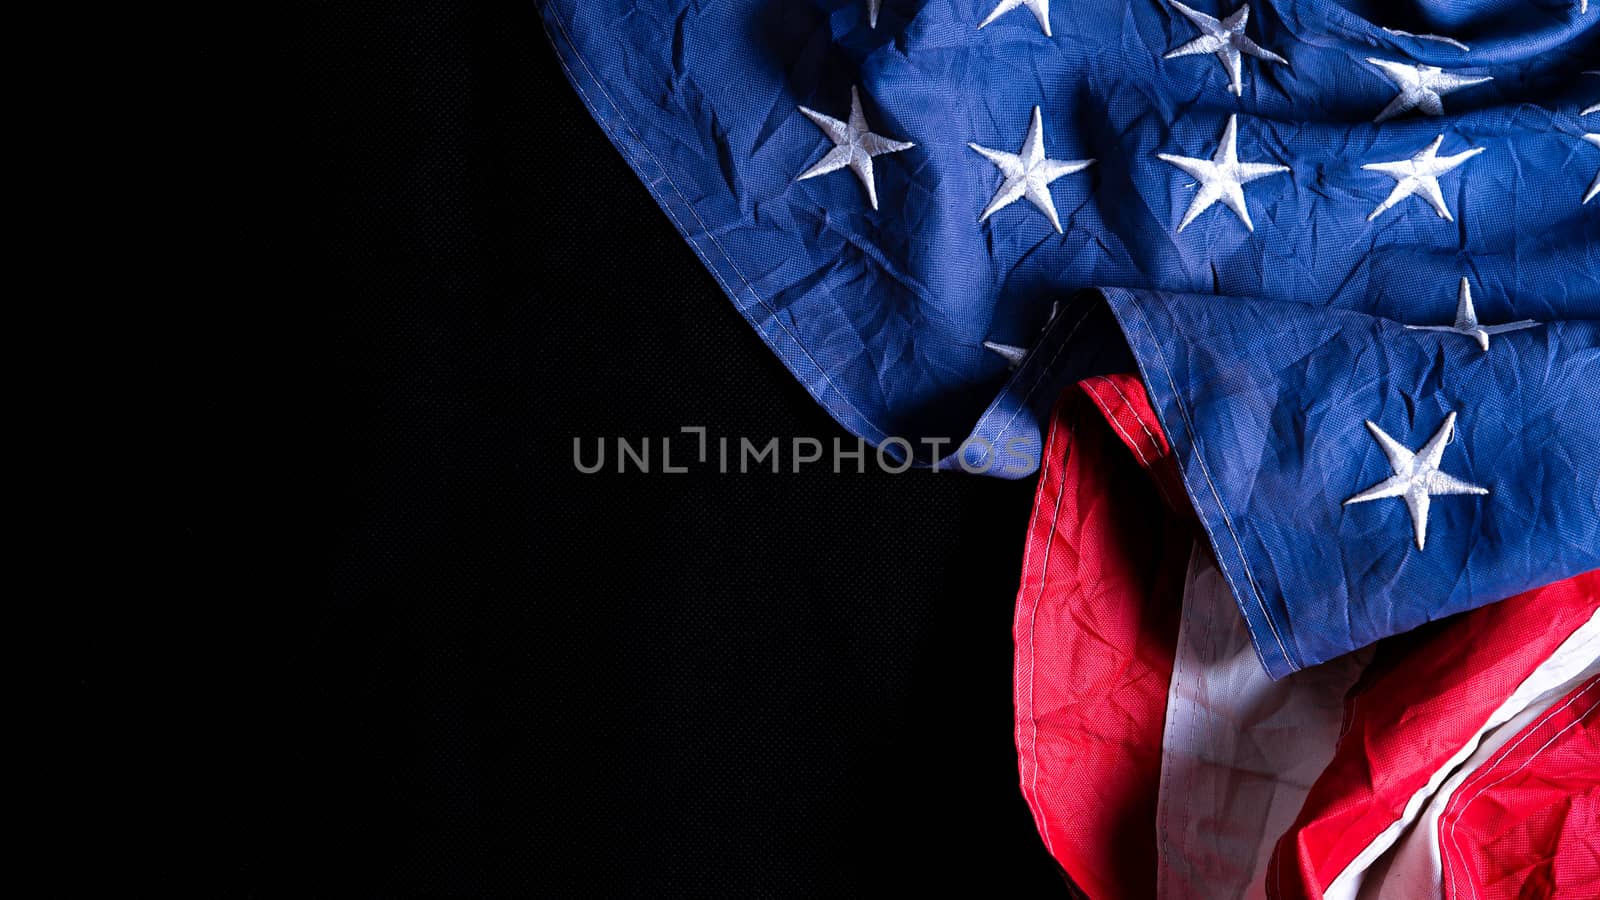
[540,0,1600,675]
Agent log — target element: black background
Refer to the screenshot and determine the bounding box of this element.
[173,1,1069,894]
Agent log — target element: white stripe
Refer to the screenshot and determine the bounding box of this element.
[1154,546,1369,899]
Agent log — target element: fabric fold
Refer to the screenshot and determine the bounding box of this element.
[1102,286,1600,675]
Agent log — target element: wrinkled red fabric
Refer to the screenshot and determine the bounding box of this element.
[1437,676,1599,900]
[1077,374,1188,521]
[1018,379,1599,900]
[1012,378,1192,898]
[1266,572,1600,900]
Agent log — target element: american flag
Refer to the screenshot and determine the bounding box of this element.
[541,0,1599,895]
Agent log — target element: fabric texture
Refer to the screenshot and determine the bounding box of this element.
[1433,678,1598,900]
[1106,287,1598,675]
[1012,383,1192,899]
[1269,574,1600,899]
[1018,386,1599,899]
[1155,547,1369,900]
[1344,674,1598,900]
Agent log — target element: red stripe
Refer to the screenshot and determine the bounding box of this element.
[1023,374,1600,900]
[1013,381,1191,898]
[1078,373,1190,520]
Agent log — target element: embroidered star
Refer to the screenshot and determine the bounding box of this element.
[983,341,1028,368]
[984,302,1060,369]
[978,0,1052,36]
[1362,135,1484,222]
[866,0,880,28]
[1366,59,1492,123]
[1405,278,1538,351]
[1381,28,1470,52]
[1158,114,1290,232]
[1585,134,1600,204]
[1163,2,1286,96]
[1585,72,1598,117]
[970,107,1095,234]
[1344,412,1488,551]
[796,86,915,211]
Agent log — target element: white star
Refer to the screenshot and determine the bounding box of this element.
[978,0,1052,36]
[983,302,1060,369]
[969,107,1095,234]
[1404,278,1538,351]
[1344,412,1488,551]
[1362,135,1484,222]
[1585,134,1600,205]
[1381,28,1470,52]
[1366,59,1492,123]
[1163,2,1286,96]
[866,0,880,28]
[983,341,1028,368]
[1158,114,1290,232]
[1585,72,1598,117]
[796,86,915,211]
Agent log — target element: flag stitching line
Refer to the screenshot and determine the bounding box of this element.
[1157,544,1226,897]
[1098,375,1165,457]
[1448,694,1598,900]
[1021,406,1071,860]
[1084,376,1180,511]
[1319,609,1600,898]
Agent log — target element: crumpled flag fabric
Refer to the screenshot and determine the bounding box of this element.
[1017,384,1599,899]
